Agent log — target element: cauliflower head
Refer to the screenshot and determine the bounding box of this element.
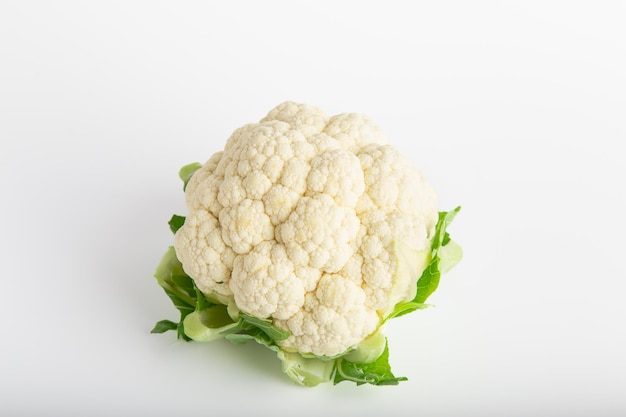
[173,101,439,357]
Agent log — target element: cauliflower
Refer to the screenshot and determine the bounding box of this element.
[152,102,462,386]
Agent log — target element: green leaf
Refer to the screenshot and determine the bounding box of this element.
[439,239,463,274]
[224,333,257,345]
[163,288,195,315]
[239,313,291,341]
[170,274,195,298]
[154,248,193,305]
[179,162,202,190]
[154,247,186,285]
[334,339,407,386]
[431,206,461,257]
[168,215,186,233]
[151,320,178,334]
[413,259,441,304]
[387,301,431,320]
[225,328,279,352]
[153,246,197,340]
[193,284,215,311]
[177,318,191,341]
[413,206,462,304]
[182,308,238,342]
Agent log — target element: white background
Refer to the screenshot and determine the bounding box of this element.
[1,1,625,416]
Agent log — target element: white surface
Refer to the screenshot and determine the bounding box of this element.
[1,1,625,416]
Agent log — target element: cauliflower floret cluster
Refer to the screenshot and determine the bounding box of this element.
[174,101,438,357]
